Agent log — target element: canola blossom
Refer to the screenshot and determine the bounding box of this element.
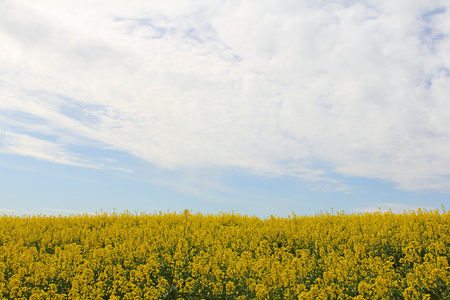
[0,209,449,299]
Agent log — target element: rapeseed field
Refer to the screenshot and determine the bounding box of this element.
[1,208,449,299]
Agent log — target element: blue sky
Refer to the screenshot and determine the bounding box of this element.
[1,0,449,217]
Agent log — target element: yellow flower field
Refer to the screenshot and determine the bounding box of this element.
[1,208,449,299]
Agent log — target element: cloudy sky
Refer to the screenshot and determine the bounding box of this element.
[1,0,449,217]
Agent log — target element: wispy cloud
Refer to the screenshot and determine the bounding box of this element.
[352,203,438,214]
[0,208,96,216]
[1,0,449,193]
[42,208,96,216]
[0,132,101,168]
[0,208,35,215]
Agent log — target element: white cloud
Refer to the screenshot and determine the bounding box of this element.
[1,0,449,192]
[0,132,100,168]
[0,208,96,216]
[42,208,96,216]
[0,208,34,215]
[352,202,438,214]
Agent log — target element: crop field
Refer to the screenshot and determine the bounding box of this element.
[0,209,449,299]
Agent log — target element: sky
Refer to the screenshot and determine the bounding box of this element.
[1,0,449,218]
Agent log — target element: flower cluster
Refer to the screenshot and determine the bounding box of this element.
[1,208,449,299]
